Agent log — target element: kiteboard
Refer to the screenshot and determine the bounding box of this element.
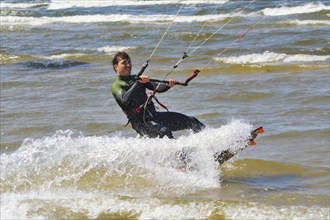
[177,127,264,172]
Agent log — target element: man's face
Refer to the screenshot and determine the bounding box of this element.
[114,58,132,77]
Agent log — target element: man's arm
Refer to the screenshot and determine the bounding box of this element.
[112,80,140,105]
[139,74,176,93]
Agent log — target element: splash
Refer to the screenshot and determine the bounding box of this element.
[1,120,252,196]
[0,120,256,219]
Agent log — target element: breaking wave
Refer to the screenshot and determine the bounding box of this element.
[214,51,330,65]
[261,2,330,16]
[0,13,235,26]
[47,0,228,10]
[281,19,330,26]
[24,60,88,69]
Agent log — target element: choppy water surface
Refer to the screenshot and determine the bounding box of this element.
[1,0,329,219]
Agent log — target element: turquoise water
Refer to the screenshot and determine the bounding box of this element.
[1,0,329,219]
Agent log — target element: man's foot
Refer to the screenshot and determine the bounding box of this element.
[176,165,186,172]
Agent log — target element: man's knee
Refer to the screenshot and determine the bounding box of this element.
[158,126,174,139]
[132,121,173,139]
[190,117,205,132]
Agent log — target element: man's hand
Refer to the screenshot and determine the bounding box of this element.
[167,79,178,87]
[138,75,150,84]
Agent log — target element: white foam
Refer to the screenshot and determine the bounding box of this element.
[222,202,330,220]
[36,46,136,60]
[0,16,52,26]
[0,13,232,26]
[261,2,330,16]
[47,53,88,60]
[214,51,330,64]
[96,46,137,54]
[138,202,215,220]
[0,190,216,219]
[48,0,228,10]
[0,3,46,9]
[0,53,21,64]
[282,19,330,26]
[1,190,329,220]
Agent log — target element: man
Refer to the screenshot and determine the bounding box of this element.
[111,51,205,139]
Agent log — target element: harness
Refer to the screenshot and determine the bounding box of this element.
[124,102,156,126]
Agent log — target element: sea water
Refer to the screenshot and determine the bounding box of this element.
[1,0,329,219]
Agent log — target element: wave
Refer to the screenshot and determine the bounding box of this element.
[47,0,228,10]
[0,3,47,9]
[1,190,328,220]
[0,52,120,66]
[96,46,137,54]
[0,0,228,10]
[280,19,330,26]
[261,2,330,16]
[23,60,88,69]
[4,4,328,27]
[0,52,39,65]
[46,53,91,60]
[0,45,137,65]
[214,51,330,65]
[46,46,137,56]
[0,52,89,66]
[3,50,329,68]
[0,53,21,65]
[0,13,234,26]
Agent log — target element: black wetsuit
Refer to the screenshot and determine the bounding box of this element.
[112,74,205,138]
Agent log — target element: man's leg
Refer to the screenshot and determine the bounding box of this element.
[154,112,205,133]
[131,120,174,139]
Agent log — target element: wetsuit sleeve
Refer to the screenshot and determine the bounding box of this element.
[112,81,140,105]
[112,75,170,114]
[145,81,170,93]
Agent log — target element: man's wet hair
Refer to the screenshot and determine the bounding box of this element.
[112,51,130,72]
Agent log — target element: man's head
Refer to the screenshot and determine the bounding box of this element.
[112,51,132,77]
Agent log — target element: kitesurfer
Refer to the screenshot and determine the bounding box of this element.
[111,51,205,139]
